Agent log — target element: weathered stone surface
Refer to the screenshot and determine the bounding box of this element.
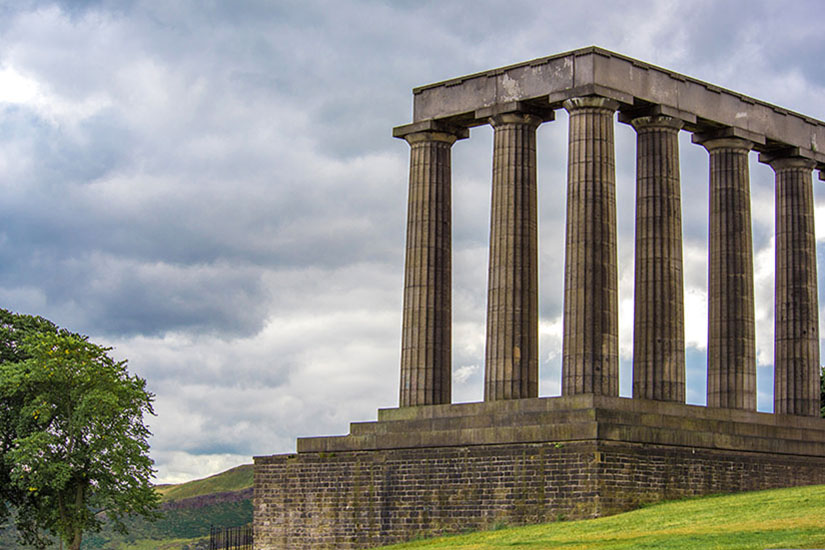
[768,156,820,416]
[628,115,686,402]
[561,97,619,396]
[396,129,465,407]
[484,112,541,400]
[409,47,825,169]
[695,135,757,410]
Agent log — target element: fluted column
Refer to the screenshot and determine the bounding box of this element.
[770,156,819,416]
[484,112,541,400]
[630,115,686,402]
[398,129,463,407]
[562,97,620,396]
[698,136,756,410]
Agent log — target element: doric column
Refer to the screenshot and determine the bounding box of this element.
[696,135,756,410]
[562,97,620,396]
[484,112,542,400]
[629,115,686,402]
[395,125,467,407]
[769,156,819,416]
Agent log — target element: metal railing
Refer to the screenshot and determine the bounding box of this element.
[209,525,253,550]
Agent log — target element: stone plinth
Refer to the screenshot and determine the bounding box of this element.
[255,397,825,549]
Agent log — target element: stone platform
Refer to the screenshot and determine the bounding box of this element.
[253,396,825,549]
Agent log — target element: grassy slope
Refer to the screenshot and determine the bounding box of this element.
[155,463,253,502]
[380,484,825,550]
[98,464,255,549]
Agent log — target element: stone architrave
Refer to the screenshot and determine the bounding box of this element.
[698,136,757,410]
[397,128,465,407]
[484,112,542,400]
[561,96,620,396]
[630,115,686,402]
[770,156,820,416]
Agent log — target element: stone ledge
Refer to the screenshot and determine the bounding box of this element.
[294,395,825,457]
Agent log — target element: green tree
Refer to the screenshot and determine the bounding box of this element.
[0,310,159,550]
[0,309,65,528]
[820,365,825,418]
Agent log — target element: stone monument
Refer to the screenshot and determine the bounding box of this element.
[254,46,825,550]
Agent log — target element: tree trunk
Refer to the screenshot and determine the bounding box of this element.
[68,530,82,550]
[68,481,84,550]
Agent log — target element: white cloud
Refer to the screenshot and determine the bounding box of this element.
[453,364,479,385]
[153,451,251,486]
[0,66,39,104]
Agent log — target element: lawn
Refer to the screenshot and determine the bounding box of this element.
[379,484,825,550]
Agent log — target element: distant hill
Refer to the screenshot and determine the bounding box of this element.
[0,463,254,550]
[156,464,254,504]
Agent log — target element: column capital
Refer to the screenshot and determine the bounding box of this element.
[767,156,817,171]
[475,101,555,125]
[628,114,684,132]
[694,136,754,152]
[758,148,818,171]
[618,104,697,127]
[393,120,470,143]
[692,126,764,150]
[402,131,461,146]
[488,111,543,128]
[563,96,619,113]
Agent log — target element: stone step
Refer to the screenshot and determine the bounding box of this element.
[349,407,596,436]
[595,407,825,443]
[297,420,599,453]
[598,421,825,456]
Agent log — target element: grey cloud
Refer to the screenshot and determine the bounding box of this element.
[0,0,822,482]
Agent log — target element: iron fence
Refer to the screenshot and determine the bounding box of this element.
[209,524,253,550]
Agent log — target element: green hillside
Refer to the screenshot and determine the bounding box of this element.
[156,463,253,502]
[379,484,825,550]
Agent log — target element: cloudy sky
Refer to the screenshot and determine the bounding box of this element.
[1,0,824,483]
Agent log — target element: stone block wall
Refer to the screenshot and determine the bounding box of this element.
[254,439,825,549]
[255,442,600,550]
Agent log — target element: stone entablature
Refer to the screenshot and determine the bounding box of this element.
[407,46,825,172]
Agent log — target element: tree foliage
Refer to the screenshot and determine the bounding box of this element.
[0,309,65,526]
[821,365,825,419]
[0,309,159,550]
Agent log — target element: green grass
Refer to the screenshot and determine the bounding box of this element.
[379,484,825,550]
[116,536,207,550]
[155,463,253,502]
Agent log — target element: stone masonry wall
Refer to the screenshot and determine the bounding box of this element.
[592,441,825,516]
[255,442,598,550]
[253,439,825,550]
